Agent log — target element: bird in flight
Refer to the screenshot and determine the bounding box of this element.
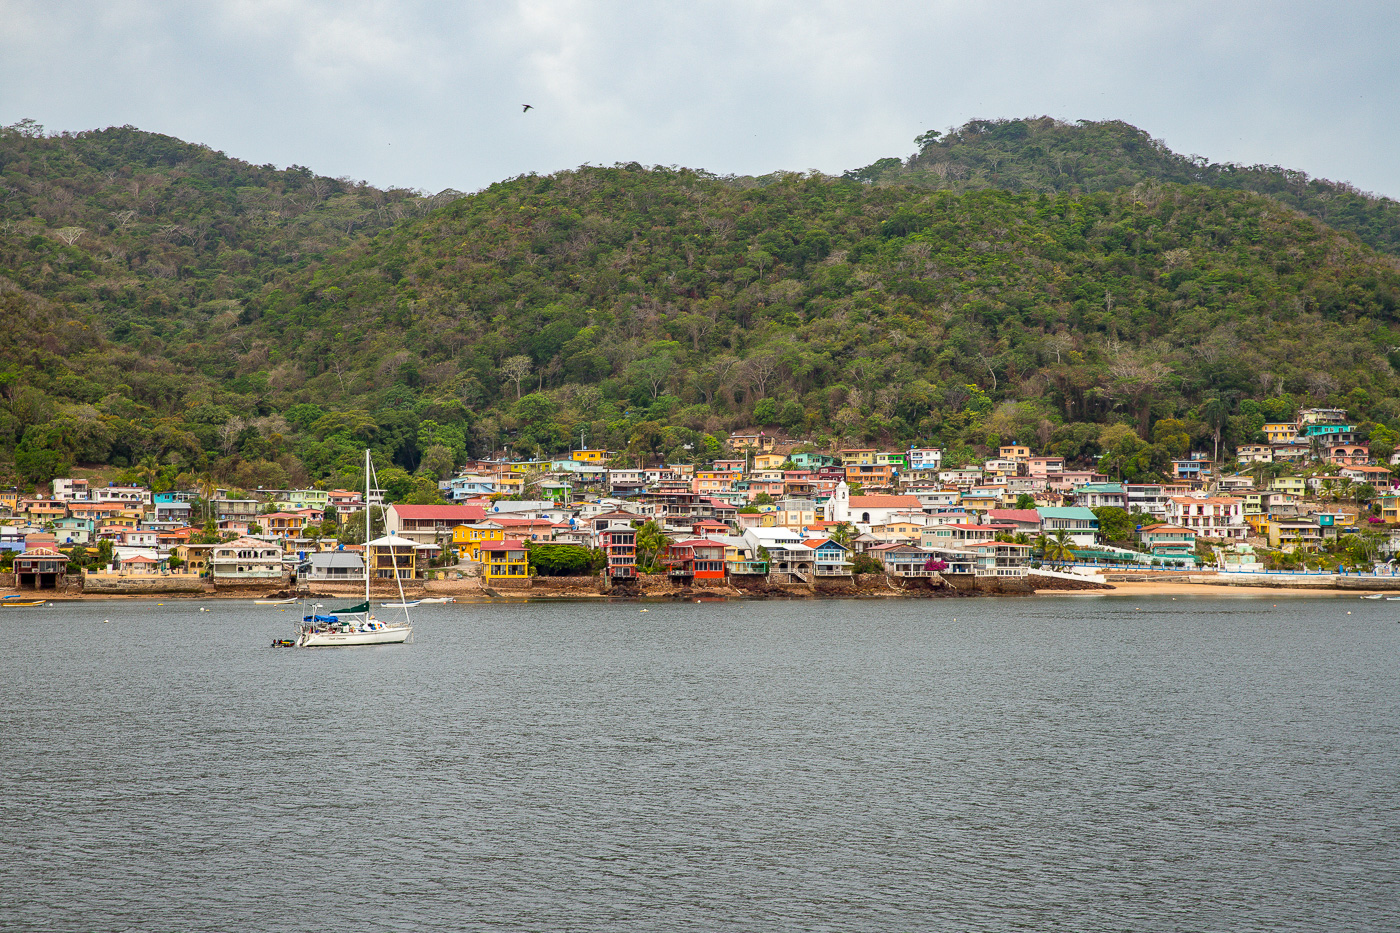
[522,104,533,112]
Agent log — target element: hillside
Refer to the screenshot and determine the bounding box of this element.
[3,119,1400,492]
[843,117,1400,256]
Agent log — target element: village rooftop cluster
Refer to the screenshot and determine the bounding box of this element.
[4,407,1400,593]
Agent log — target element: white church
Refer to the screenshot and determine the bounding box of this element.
[823,481,925,528]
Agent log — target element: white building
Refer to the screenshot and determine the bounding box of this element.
[823,482,924,527]
[94,485,151,506]
[52,478,91,501]
[211,537,285,580]
[1164,496,1247,540]
[908,448,943,471]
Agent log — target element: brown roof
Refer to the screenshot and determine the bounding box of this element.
[848,495,921,508]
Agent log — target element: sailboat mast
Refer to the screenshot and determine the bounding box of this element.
[365,447,372,605]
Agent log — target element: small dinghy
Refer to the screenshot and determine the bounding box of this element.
[380,600,422,609]
[418,597,455,604]
[1359,594,1384,599]
[255,597,296,605]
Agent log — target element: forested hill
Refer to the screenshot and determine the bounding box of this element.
[3,119,1400,494]
[843,117,1400,256]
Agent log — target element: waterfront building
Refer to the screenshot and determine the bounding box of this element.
[1035,507,1100,546]
[306,551,364,583]
[211,537,285,582]
[479,540,529,580]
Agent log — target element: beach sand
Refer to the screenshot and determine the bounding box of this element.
[1039,580,1374,598]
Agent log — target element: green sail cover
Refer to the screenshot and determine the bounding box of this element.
[330,601,370,614]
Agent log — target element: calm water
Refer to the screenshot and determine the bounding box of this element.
[1,596,1397,931]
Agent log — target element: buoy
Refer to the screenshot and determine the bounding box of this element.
[1347,611,1351,615]
[640,608,649,612]
[102,619,109,624]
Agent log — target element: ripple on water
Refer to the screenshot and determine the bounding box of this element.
[0,596,1397,932]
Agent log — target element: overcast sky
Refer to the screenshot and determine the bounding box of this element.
[3,1,1397,197]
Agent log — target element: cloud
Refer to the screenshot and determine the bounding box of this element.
[1,0,1397,197]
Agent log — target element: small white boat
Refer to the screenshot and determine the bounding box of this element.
[255,597,296,605]
[1385,596,1400,601]
[417,597,455,604]
[380,600,421,609]
[1360,594,1384,600]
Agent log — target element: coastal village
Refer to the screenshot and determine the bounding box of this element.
[4,406,1400,599]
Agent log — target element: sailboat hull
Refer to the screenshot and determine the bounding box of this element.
[298,625,411,647]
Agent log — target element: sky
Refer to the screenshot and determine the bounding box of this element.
[2,1,1398,198]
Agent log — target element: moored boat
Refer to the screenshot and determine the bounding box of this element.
[291,449,413,648]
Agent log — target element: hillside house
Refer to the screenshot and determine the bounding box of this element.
[907,448,943,471]
[1165,496,1247,540]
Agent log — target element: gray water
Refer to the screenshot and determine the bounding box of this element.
[0,596,1396,932]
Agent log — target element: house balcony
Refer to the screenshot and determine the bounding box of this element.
[813,565,853,576]
[727,561,768,575]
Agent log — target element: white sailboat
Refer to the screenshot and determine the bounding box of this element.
[294,450,414,648]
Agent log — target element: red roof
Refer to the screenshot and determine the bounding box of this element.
[987,509,1041,522]
[19,546,64,557]
[390,504,486,521]
[848,495,921,508]
[673,538,727,548]
[803,537,844,548]
[478,539,527,552]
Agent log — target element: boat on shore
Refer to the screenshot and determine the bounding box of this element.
[289,449,413,648]
[255,597,296,605]
[2,595,46,608]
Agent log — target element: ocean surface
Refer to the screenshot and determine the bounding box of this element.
[1,595,1396,932]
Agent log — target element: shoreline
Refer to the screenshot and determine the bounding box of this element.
[5,580,1391,602]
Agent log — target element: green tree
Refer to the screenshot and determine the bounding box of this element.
[634,520,672,574]
[1044,529,1075,567]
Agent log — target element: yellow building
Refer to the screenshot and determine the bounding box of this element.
[571,449,607,463]
[452,522,505,561]
[0,489,20,512]
[1264,423,1298,444]
[753,453,786,470]
[999,445,1031,462]
[479,539,529,579]
[367,534,419,579]
[495,473,525,495]
[840,449,876,466]
[1269,476,1306,496]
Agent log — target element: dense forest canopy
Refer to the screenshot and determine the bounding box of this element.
[845,117,1400,257]
[3,117,1400,493]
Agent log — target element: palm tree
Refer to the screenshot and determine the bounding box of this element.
[136,454,160,491]
[1045,529,1075,567]
[830,521,855,548]
[1200,396,1232,463]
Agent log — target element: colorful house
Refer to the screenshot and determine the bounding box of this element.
[804,537,852,577]
[479,539,529,580]
[452,522,506,561]
[663,538,727,581]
